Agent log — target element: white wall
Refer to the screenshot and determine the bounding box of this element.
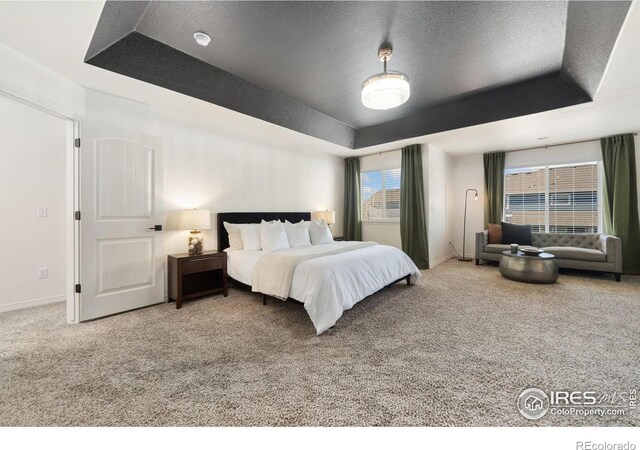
[427,145,454,266]
[0,42,84,118]
[0,95,67,311]
[449,154,484,260]
[161,126,343,255]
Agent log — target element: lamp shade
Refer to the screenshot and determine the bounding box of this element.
[361,72,410,110]
[312,210,336,224]
[179,209,211,231]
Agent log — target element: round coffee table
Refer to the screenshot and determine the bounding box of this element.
[499,251,559,284]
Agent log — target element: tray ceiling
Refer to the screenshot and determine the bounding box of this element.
[85,1,631,149]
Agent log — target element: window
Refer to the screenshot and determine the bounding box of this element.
[361,168,401,221]
[504,162,600,234]
[504,166,546,232]
[549,193,571,206]
[548,163,599,233]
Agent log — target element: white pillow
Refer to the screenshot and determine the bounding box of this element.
[260,220,290,251]
[284,220,311,248]
[309,219,334,245]
[239,224,261,251]
[223,222,243,250]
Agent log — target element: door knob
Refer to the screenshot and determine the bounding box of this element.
[149,225,163,231]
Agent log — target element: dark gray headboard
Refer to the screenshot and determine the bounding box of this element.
[217,212,311,251]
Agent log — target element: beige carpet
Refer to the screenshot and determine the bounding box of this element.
[1,260,638,426]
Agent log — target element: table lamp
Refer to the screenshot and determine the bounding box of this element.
[312,210,336,230]
[179,209,211,255]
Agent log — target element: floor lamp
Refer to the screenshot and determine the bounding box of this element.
[459,188,478,261]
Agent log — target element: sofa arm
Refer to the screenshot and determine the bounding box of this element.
[475,231,488,258]
[599,234,622,273]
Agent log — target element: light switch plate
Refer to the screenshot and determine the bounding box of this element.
[37,207,48,217]
[37,268,48,279]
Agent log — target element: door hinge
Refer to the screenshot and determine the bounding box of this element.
[75,284,81,294]
[74,138,81,148]
[74,211,81,220]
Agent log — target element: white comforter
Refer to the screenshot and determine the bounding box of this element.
[251,241,377,300]
[227,242,421,334]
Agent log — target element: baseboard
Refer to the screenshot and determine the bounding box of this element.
[0,295,66,314]
[430,252,456,268]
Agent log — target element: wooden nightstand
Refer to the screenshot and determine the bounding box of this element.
[333,236,345,241]
[168,251,228,309]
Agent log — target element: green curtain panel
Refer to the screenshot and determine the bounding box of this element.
[483,152,506,228]
[343,157,362,241]
[601,134,640,274]
[400,144,429,269]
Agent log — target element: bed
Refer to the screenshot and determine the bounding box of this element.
[217,212,421,334]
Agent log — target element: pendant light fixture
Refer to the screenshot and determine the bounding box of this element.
[362,46,410,110]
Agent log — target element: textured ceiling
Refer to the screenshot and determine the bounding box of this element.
[85,1,631,149]
[136,1,567,128]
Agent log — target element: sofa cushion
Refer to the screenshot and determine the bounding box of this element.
[485,244,511,254]
[501,222,533,246]
[533,233,600,249]
[541,246,606,262]
[488,223,502,244]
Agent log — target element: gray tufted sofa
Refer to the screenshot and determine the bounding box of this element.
[475,231,622,281]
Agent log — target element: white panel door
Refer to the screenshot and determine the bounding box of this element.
[79,122,164,321]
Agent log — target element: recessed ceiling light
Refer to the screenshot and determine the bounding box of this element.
[193,32,211,47]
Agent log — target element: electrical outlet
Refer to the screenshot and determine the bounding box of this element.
[37,268,48,279]
[37,207,48,217]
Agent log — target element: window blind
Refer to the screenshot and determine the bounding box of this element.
[361,168,401,221]
[548,163,599,233]
[384,168,401,219]
[503,162,599,234]
[504,166,546,232]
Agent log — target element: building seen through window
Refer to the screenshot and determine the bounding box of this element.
[361,168,401,221]
[504,162,599,233]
